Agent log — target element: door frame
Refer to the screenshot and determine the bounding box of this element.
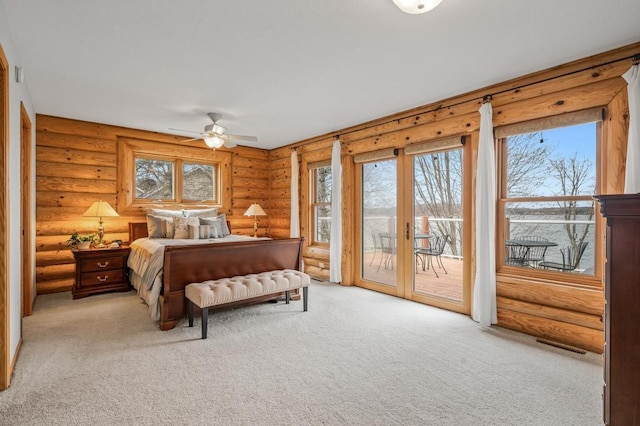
[354,153,407,298]
[353,141,472,315]
[0,43,10,391]
[21,102,33,317]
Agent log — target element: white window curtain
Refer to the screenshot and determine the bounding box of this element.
[330,139,342,283]
[290,150,300,237]
[472,102,497,326]
[623,64,640,193]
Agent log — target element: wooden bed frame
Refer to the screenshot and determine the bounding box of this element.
[128,222,304,330]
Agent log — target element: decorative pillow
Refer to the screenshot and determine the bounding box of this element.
[217,213,231,236]
[187,224,200,240]
[200,216,224,237]
[203,225,219,239]
[182,208,219,218]
[190,224,219,239]
[146,215,167,238]
[173,217,199,239]
[163,218,175,238]
[147,208,184,217]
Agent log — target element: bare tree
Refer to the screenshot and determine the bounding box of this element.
[316,166,332,242]
[414,150,462,256]
[548,154,595,263]
[506,132,552,197]
[136,159,174,198]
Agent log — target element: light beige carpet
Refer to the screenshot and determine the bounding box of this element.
[0,281,602,425]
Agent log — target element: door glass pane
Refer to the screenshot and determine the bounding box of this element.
[361,159,397,287]
[413,149,463,301]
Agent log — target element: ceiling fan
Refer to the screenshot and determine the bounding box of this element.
[169,112,258,149]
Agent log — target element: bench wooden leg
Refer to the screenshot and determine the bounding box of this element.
[201,307,208,339]
[188,300,194,327]
[303,287,308,312]
[285,290,290,304]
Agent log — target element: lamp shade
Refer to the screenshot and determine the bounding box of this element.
[82,200,119,218]
[392,0,443,14]
[243,203,266,217]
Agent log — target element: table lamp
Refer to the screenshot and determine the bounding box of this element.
[82,200,119,247]
[243,203,267,237]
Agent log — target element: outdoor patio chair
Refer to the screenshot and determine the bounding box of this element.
[369,230,382,266]
[524,236,549,268]
[415,234,448,278]
[505,243,529,267]
[539,242,589,272]
[377,232,397,272]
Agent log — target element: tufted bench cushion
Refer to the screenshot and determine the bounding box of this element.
[185,269,310,339]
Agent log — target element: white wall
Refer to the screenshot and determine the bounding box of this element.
[0,0,36,367]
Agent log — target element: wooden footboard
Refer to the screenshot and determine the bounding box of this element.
[160,237,304,330]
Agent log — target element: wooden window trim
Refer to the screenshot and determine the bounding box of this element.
[117,137,231,214]
[309,163,331,247]
[496,119,602,288]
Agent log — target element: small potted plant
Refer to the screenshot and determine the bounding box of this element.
[65,232,98,250]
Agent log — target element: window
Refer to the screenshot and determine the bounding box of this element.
[117,137,231,212]
[135,158,174,200]
[135,157,218,203]
[182,163,216,201]
[498,112,600,280]
[310,164,332,244]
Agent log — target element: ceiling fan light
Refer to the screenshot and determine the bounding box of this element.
[392,0,443,14]
[204,135,225,149]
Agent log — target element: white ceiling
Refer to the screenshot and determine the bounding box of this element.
[3,0,640,149]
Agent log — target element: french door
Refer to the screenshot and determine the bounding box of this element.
[355,140,470,313]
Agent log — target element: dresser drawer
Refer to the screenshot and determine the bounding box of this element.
[79,256,124,272]
[80,270,124,287]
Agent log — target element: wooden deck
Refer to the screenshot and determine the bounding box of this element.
[362,252,463,302]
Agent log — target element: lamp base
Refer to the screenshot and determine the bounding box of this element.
[253,218,259,238]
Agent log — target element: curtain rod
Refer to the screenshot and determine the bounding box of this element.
[334,52,639,140]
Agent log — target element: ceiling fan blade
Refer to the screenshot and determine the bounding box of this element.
[168,127,203,135]
[181,137,203,143]
[226,134,258,143]
[223,140,237,149]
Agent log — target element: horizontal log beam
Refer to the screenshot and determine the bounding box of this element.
[498,309,603,354]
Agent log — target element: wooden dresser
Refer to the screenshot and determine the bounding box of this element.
[72,246,131,299]
[594,194,640,425]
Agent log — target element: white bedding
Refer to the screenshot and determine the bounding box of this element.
[128,235,267,320]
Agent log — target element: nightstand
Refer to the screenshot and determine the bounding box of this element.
[72,246,131,299]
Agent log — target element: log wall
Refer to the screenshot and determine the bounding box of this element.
[275,42,639,353]
[35,115,270,294]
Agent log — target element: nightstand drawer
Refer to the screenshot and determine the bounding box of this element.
[79,256,124,272]
[81,270,124,286]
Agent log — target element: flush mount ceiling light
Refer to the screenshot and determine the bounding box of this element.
[392,0,443,14]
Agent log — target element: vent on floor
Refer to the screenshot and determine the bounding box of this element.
[536,338,586,354]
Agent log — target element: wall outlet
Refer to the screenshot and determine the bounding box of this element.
[318,262,325,269]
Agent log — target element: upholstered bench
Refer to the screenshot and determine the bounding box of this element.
[185,269,310,339]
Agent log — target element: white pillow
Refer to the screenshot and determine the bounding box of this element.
[182,208,219,218]
[147,208,184,217]
[173,217,199,239]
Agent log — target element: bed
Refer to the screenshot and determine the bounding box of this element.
[127,222,304,330]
